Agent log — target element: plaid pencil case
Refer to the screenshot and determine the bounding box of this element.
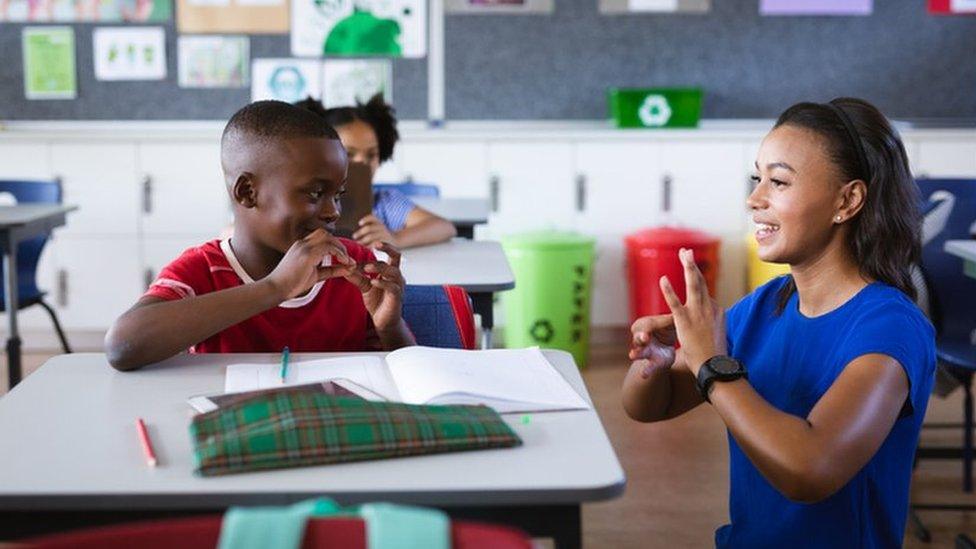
[189,387,522,476]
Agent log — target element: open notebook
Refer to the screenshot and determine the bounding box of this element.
[223,346,590,414]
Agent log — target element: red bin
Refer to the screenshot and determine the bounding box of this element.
[624,227,721,323]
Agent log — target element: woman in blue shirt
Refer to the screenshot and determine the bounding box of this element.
[295,95,457,249]
[622,97,936,548]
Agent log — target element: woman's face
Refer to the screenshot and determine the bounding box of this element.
[335,120,380,178]
[748,124,847,266]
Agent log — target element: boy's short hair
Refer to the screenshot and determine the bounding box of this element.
[222,100,340,146]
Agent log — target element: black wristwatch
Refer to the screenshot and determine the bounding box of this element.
[697,355,747,402]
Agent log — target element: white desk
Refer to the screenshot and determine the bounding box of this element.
[412,197,490,240]
[401,239,515,348]
[0,351,624,548]
[945,239,976,280]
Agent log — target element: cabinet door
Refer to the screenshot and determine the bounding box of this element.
[573,141,660,234]
[914,137,976,178]
[51,143,139,237]
[142,236,216,291]
[0,142,50,180]
[588,233,630,327]
[394,141,490,198]
[138,142,232,237]
[51,237,143,330]
[661,141,749,306]
[486,142,575,237]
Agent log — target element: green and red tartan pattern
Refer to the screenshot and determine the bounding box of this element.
[190,391,522,476]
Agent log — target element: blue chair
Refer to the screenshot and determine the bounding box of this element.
[374,182,441,199]
[0,180,71,354]
[402,285,475,350]
[910,179,976,545]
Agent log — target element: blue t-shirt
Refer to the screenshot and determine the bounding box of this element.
[373,188,416,232]
[716,276,935,549]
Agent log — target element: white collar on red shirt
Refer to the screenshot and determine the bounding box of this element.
[219,238,323,309]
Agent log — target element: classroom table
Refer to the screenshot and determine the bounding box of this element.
[400,239,514,349]
[0,351,625,548]
[945,239,976,281]
[0,204,77,389]
[412,197,490,240]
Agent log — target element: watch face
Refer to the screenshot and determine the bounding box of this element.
[709,356,741,375]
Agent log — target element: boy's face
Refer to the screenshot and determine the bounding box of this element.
[240,136,349,253]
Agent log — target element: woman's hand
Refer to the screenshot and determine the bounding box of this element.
[659,248,727,377]
[628,314,677,378]
[344,242,405,332]
[353,214,397,249]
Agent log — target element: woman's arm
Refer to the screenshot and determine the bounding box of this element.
[394,206,457,248]
[622,348,705,422]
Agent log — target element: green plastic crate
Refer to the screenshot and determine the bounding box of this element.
[608,88,703,129]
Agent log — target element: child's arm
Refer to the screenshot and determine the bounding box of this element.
[393,207,457,248]
[105,229,356,371]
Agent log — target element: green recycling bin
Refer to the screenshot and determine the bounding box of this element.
[501,231,596,368]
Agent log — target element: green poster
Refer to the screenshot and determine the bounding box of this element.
[23,27,77,100]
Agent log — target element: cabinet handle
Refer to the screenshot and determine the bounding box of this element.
[575,174,587,212]
[144,268,155,290]
[142,175,153,214]
[57,269,68,308]
[489,175,500,213]
[662,174,673,213]
[54,175,64,201]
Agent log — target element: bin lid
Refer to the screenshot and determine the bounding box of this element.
[625,226,719,247]
[501,230,595,250]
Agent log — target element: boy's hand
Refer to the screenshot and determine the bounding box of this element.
[628,314,677,378]
[353,214,398,249]
[265,228,356,301]
[345,242,405,332]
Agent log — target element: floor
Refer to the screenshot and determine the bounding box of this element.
[2,344,974,547]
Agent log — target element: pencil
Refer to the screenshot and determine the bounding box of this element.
[280,346,290,383]
[135,418,157,467]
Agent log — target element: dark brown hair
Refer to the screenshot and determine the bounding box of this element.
[294,94,399,163]
[773,98,921,313]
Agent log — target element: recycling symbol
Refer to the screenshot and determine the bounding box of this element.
[529,319,554,344]
[638,94,672,127]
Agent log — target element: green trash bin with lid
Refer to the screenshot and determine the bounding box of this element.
[501,231,596,368]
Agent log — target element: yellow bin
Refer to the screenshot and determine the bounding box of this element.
[746,234,790,291]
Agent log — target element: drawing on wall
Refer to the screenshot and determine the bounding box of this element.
[759,0,871,15]
[291,0,426,58]
[445,0,552,13]
[0,0,171,22]
[252,58,321,103]
[94,27,166,81]
[321,59,391,107]
[928,0,976,13]
[598,0,707,14]
[22,26,76,99]
[178,35,249,88]
[177,0,288,33]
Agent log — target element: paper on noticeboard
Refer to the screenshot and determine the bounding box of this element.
[22,27,77,100]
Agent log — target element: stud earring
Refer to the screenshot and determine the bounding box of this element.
[835,215,842,222]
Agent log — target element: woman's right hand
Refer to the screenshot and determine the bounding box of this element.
[628,314,678,377]
[265,229,357,301]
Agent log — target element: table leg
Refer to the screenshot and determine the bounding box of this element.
[456,224,475,239]
[3,234,20,389]
[471,292,494,349]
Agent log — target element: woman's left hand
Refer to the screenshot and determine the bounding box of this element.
[659,248,727,377]
[345,242,405,332]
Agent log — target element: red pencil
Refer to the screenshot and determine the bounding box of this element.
[135,418,158,467]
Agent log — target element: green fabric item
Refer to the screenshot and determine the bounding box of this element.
[217,498,450,549]
[190,388,521,476]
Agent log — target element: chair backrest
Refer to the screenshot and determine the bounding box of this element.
[374,182,441,198]
[25,515,533,549]
[915,178,976,340]
[0,179,63,302]
[402,285,476,350]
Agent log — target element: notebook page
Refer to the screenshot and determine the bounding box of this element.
[386,346,589,411]
[224,356,399,400]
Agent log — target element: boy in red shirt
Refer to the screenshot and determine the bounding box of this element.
[105,101,415,370]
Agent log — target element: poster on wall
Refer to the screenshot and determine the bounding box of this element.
[0,0,172,22]
[759,0,871,15]
[252,58,321,103]
[445,0,553,14]
[178,35,249,88]
[93,27,166,80]
[599,0,707,14]
[928,0,976,14]
[291,0,426,58]
[22,26,76,99]
[321,59,391,107]
[176,0,288,33]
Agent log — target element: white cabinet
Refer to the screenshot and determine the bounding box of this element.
[914,136,976,178]
[51,237,142,330]
[393,141,490,198]
[51,143,139,237]
[572,141,660,234]
[486,143,576,237]
[143,236,215,290]
[137,142,231,237]
[0,142,50,180]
